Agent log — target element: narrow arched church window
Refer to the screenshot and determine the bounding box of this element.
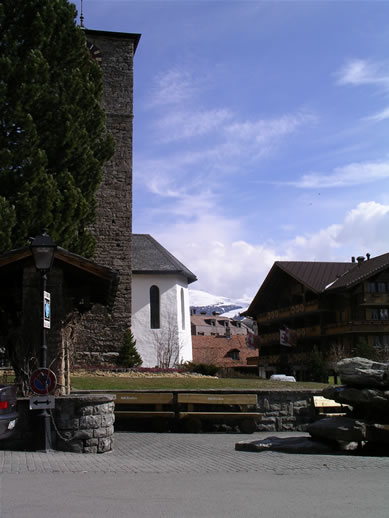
[150,285,160,329]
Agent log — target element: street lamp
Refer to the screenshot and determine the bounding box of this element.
[30,230,57,451]
[30,230,57,273]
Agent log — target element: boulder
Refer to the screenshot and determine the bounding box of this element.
[323,386,389,419]
[235,436,334,454]
[336,357,389,389]
[308,416,367,442]
[366,424,389,444]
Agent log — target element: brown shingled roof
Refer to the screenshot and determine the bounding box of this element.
[244,260,353,316]
[276,261,354,292]
[326,252,389,291]
[244,253,389,317]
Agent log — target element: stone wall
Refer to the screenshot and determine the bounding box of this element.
[9,394,115,453]
[73,30,139,365]
[255,390,320,431]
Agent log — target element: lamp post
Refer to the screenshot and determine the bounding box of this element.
[30,230,57,451]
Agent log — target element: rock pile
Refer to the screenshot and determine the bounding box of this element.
[308,357,389,451]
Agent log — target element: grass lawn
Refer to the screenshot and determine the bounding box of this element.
[71,375,330,391]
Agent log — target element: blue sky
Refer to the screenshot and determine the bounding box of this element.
[73,0,389,301]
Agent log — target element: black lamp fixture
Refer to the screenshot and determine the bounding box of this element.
[30,230,57,273]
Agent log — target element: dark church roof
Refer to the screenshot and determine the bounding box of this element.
[132,234,197,284]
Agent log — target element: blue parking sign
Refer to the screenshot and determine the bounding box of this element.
[43,291,50,329]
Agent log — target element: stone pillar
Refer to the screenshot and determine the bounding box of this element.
[53,394,115,453]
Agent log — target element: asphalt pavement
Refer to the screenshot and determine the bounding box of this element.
[1,431,388,518]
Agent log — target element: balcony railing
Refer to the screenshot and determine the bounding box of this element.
[357,293,389,305]
[324,320,389,335]
[257,301,320,323]
[259,324,322,345]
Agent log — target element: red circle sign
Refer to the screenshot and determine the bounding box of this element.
[30,368,57,395]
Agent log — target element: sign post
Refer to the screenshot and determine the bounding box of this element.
[30,368,57,396]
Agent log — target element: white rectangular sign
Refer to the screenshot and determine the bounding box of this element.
[29,395,55,410]
[43,291,51,329]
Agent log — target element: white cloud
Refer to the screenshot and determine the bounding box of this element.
[147,68,199,107]
[156,215,282,301]
[337,59,389,120]
[155,108,233,143]
[337,59,384,86]
[224,111,315,146]
[366,106,389,122]
[286,201,389,261]
[136,109,315,199]
[294,160,389,189]
[151,201,389,301]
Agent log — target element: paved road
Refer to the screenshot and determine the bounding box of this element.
[1,432,388,517]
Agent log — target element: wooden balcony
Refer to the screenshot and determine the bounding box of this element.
[358,293,389,305]
[259,324,322,345]
[324,320,389,335]
[257,301,320,324]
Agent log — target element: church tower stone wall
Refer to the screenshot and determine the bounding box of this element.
[74,30,140,366]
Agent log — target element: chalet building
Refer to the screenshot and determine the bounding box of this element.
[243,253,389,380]
[191,314,247,337]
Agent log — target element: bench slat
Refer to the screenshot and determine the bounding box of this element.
[177,394,257,405]
[115,411,176,418]
[115,393,174,404]
[313,396,342,408]
[179,412,262,419]
[313,396,349,417]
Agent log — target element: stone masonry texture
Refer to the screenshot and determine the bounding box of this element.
[74,31,137,366]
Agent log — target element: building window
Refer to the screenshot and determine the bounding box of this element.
[368,282,376,293]
[373,335,389,348]
[370,308,388,320]
[150,285,160,329]
[181,288,185,330]
[226,349,240,360]
[371,309,379,320]
[378,282,387,293]
[380,308,389,320]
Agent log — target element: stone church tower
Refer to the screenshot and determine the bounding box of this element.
[74,29,141,366]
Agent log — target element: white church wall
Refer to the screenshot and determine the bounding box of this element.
[132,273,193,367]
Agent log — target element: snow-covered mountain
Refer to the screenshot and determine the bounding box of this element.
[188,289,250,318]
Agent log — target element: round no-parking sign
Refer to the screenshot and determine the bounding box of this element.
[30,368,57,395]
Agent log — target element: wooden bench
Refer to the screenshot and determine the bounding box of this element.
[114,392,175,431]
[312,395,350,418]
[177,393,262,433]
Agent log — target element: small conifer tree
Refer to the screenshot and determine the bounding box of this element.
[117,329,142,368]
[307,345,329,382]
